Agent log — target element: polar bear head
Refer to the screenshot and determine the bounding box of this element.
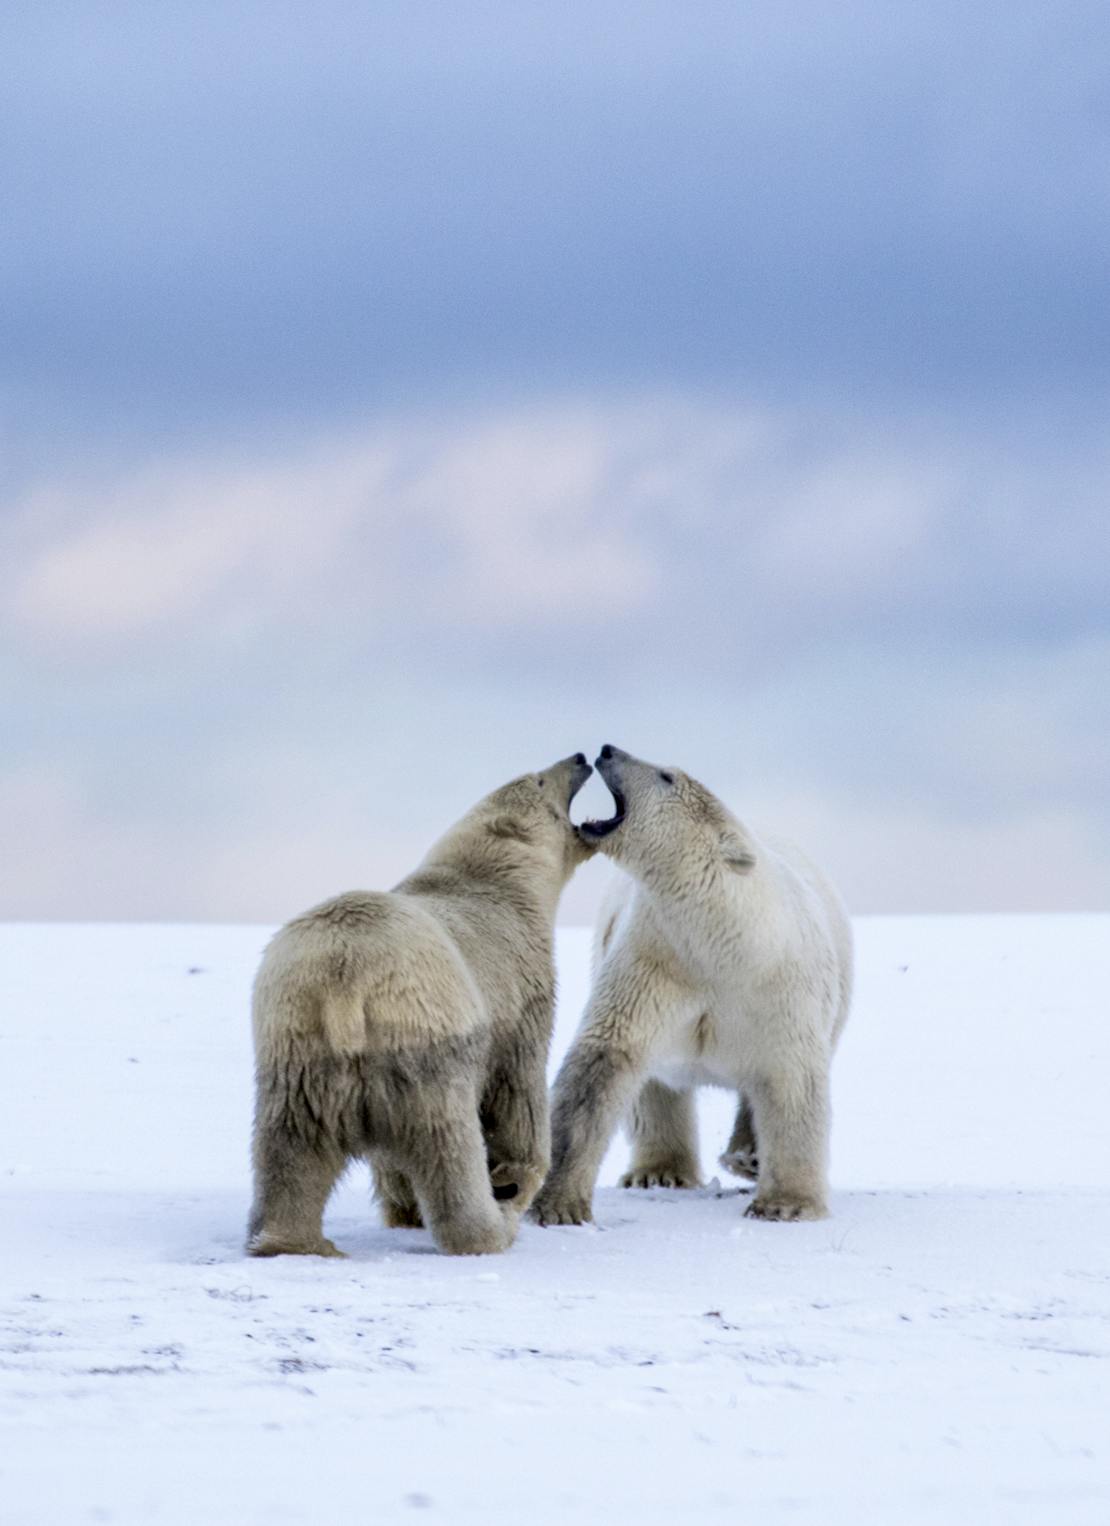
[421,753,597,904]
[579,744,756,888]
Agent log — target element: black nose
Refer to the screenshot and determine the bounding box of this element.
[599,744,613,761]
[573,752,587,767]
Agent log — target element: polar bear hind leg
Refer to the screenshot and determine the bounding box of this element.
[371,1161,424,1228]
[620,1079,702,1189]
[719,1092,759,1181]
[247,1090,349,1258]
[744,1065,830,1221]
[402,1080,517,1255]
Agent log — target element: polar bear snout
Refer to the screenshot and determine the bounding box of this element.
[555,752,593,810]
[567,752,591,786]
[596,747,685,807]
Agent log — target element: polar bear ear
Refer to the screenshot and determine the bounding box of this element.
[719,830,756,873]
[488,815,534,844]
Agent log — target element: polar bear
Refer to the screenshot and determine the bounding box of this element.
[532,745,852,1226]
[247,753,594,1258]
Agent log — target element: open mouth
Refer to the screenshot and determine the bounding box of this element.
[578,781,626,839]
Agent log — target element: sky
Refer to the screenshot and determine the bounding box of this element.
[3,1,1109,923]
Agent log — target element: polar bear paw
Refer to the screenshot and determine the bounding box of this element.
[435,1215,517,1256]
[530,1189,594,1226]
[718,1146,759,1182]
[619,1164,701,1190]
[489,1160,546,1210]
[247,1231,348,1258]
[744,1193,827,1222]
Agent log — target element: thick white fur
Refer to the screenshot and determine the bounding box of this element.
[534,747,852,1225]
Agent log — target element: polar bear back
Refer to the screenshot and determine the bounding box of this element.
[253,889,486,1060]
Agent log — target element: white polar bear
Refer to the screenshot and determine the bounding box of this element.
[533,745,852,1225]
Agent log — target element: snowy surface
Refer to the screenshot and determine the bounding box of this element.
[2,916,1109,1524]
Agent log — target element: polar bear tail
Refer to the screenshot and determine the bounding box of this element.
[319,985,369,1056]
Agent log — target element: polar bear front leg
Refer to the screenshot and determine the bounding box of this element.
[531,1037,645,1225]
[620,1080,702,1189]
[744,1065,830,1221]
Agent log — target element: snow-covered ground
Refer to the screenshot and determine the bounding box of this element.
[2,917,1109,1524]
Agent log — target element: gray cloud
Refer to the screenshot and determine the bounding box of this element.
[4,1,1110,456]
[3,394,1108,920]
[10,396,1107,668]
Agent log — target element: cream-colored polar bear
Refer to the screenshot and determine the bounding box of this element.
[533,745,852,1226]
[247,753,594,1258]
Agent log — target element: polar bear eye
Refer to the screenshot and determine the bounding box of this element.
[659,771,675,786]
